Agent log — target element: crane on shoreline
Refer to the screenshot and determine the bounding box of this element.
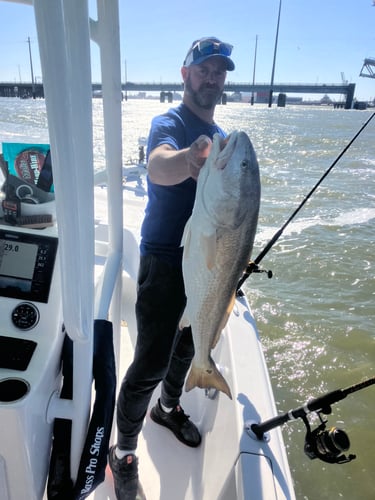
[359,58,375,79]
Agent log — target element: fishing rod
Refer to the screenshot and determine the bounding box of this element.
[247,376,375,464]
[237,111,375,293]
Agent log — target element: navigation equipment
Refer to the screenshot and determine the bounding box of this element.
[0,229,58,303]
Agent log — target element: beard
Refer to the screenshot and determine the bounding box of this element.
[184,76,223,110]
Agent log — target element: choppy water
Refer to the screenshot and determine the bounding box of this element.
[0,97,374,499]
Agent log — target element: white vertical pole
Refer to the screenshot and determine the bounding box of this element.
[33,0,94,479]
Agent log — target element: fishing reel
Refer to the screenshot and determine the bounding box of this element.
[251,264,273,279]
[236,261,272,296]
[250,377,374,465]
[302,412,356,464]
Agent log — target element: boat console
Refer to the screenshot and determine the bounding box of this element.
[0,223,63,500]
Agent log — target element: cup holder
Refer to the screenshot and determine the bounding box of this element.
[0,378,30,403]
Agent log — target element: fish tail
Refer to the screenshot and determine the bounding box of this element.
[185,358,232,399]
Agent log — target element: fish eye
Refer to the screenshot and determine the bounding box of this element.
[240,159,249,169]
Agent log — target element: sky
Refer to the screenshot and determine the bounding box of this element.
[0,0,374,101]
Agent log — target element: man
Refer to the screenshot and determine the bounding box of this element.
[109,37,235,499]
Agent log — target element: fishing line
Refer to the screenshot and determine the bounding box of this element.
[237,111,375,293]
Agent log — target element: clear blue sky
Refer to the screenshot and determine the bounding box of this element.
[1,0,374,100]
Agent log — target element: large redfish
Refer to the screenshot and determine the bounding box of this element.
[180,131,260,399]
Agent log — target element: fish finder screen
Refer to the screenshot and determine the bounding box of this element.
[0,240,38,284]
[0,229,58,303]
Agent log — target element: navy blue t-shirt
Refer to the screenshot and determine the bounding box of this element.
[140,103,226,264]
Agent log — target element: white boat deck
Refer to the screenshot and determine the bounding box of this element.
[88,175,295,499]
[89,299,295,500]
[0,169,294,500]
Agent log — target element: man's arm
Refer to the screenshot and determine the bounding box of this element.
[147,135,212,186]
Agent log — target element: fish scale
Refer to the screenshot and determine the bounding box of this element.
[180,130,261,399]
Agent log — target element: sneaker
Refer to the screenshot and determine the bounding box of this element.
[150,399,201,447]
[108,446,146,500]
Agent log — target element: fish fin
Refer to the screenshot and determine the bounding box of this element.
[185,357,232,399]
[201,231,217,270]
[211,293,236,349]
[179,311,190,330]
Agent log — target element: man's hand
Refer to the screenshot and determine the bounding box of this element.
[148,135,213,185]
[185,135,212,180]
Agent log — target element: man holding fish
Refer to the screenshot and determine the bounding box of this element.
[109,37,249,500]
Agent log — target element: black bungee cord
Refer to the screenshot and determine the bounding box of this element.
[237,111,375,294]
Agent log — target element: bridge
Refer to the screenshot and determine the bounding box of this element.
[0,81,356,108]
[114,81,356,108]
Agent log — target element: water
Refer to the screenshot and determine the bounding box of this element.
[1,97,374,499]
